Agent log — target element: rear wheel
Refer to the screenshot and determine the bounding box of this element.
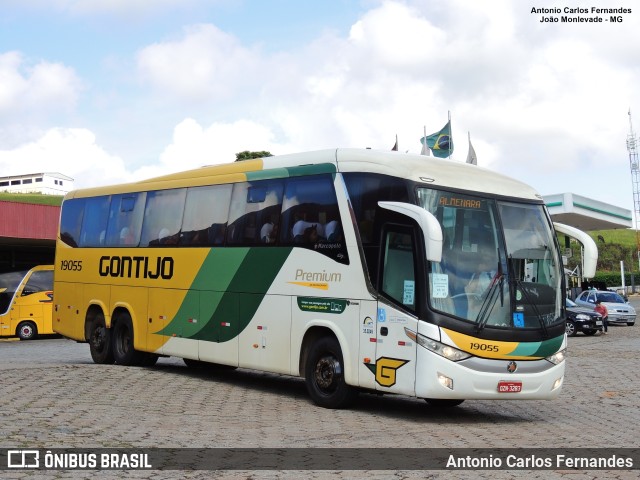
[89,312,114,364]
[112,313,145,366]
[565,321,577,337]
[17,321,37,340]
[304,336,358,409]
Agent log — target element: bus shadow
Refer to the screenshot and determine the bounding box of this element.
[152,362,533,424]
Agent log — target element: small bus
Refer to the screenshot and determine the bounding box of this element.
[53,148,597,408]
[0,265,55,340]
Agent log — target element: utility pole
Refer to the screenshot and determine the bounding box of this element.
[627,109,640,275]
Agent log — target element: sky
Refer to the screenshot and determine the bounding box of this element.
[1,0,639,217]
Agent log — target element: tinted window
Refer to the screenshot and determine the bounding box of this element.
[105,193,147,247]
[381,230,417,312]
[79,196,111,247]
[181,184,232,246]
[141,189,186,246]
[281,175,348,264]
[22,270,54,295]
[228,180,284,245]
[60,198,86,247]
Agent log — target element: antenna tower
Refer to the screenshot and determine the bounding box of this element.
[627,109,640,265]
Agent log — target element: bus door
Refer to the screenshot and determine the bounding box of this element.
[371,226,420,396]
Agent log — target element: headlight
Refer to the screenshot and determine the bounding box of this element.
[575,314,590,321]
[405,328,471,362]
[546,348,566,365]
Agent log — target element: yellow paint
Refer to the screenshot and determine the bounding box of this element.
[287,281,329,290]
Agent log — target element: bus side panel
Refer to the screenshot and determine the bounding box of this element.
[198,292,239,366]
[238,294,291,374]
[12,291,54,336]
[53,282,85,341]
[148,287,198,359]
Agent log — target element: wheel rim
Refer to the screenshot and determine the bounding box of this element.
[314,354,342,393]
[566,322,575,336]
[20,325,34,338]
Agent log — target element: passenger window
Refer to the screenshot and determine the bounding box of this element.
[227,180,283,245]
[141,189,186,247]
[381,230,417,311]
[59,198,86,247]
[105,193,146,247]
[181,184,232,246]
[79,196,111,247]
[280,175,348,264]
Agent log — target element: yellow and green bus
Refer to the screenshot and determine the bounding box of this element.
[1,265,54,340]
[53,148,597,408]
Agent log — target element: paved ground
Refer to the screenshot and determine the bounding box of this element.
[1,299,640,479]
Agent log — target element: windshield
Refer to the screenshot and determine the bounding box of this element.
[597,292,625,303]
[0,270,27,316]
[417,189,563,330]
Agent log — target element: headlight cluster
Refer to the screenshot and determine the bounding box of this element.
[575,314,590,321]
[404,328,471,362]
[546,348,566,365]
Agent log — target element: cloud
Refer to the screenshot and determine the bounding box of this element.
[0,51,82,123]
[0,128,127,189]
[136,24,262,103]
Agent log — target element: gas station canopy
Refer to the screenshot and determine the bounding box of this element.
[545,193,632,231]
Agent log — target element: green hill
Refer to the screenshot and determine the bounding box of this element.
[0,192,63,206]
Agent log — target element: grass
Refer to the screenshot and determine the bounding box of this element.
[0,192,63,206]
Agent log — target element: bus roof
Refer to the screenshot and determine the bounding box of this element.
[64,148,542,201]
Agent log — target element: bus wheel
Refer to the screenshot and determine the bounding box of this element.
[305,336,358,409]
[424,398,464,408]
[17,321,37,340]
[89,313,114,364]
[112,313,145,366]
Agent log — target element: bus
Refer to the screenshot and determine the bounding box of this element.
[53,148,597,408]
[1,265,55,340]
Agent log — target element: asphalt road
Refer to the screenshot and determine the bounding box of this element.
[1,298,640,479]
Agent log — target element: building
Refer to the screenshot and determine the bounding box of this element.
[0,172,74,196]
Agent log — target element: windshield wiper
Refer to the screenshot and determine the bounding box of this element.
[475,259,505,333]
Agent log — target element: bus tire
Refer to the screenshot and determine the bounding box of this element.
[112,313,145,366]
[424,398,464,408]
[304,336,358,409]
[17,321,37,340]
[89,313,114,364]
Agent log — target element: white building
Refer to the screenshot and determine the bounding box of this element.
[0,173,74,195]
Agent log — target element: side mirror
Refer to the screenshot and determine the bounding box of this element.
[553,222,598,279]
[378,201,443,262]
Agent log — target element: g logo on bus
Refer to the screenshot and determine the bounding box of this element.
[507,361,518,373]
[365,357,409,387]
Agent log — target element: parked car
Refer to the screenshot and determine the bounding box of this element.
[574,290,636,326]
[565,298,603,336]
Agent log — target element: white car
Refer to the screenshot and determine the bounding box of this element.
[574,290,636,326]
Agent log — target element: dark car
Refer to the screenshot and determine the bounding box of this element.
[566,298,603,337]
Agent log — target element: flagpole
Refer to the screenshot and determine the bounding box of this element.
[448,110,452,159]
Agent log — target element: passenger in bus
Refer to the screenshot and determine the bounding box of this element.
[324,220,342,242]
[120,227,136,246]
[260,220,279,244]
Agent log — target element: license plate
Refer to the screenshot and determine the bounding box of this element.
[498,381,522,393]
[595,321,602,326]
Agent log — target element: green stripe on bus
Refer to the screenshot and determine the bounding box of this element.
[157,247,292,342]
[245,163,336,182]
[509,335,563,358]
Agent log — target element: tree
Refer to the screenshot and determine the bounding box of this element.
[235,151,273,161]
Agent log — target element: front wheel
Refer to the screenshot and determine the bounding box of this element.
[304,336,358,409]
[565,321,577,337]
[17,321,38,340]
[89,312,114,364]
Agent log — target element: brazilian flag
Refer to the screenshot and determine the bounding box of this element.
[421,120,453,158]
